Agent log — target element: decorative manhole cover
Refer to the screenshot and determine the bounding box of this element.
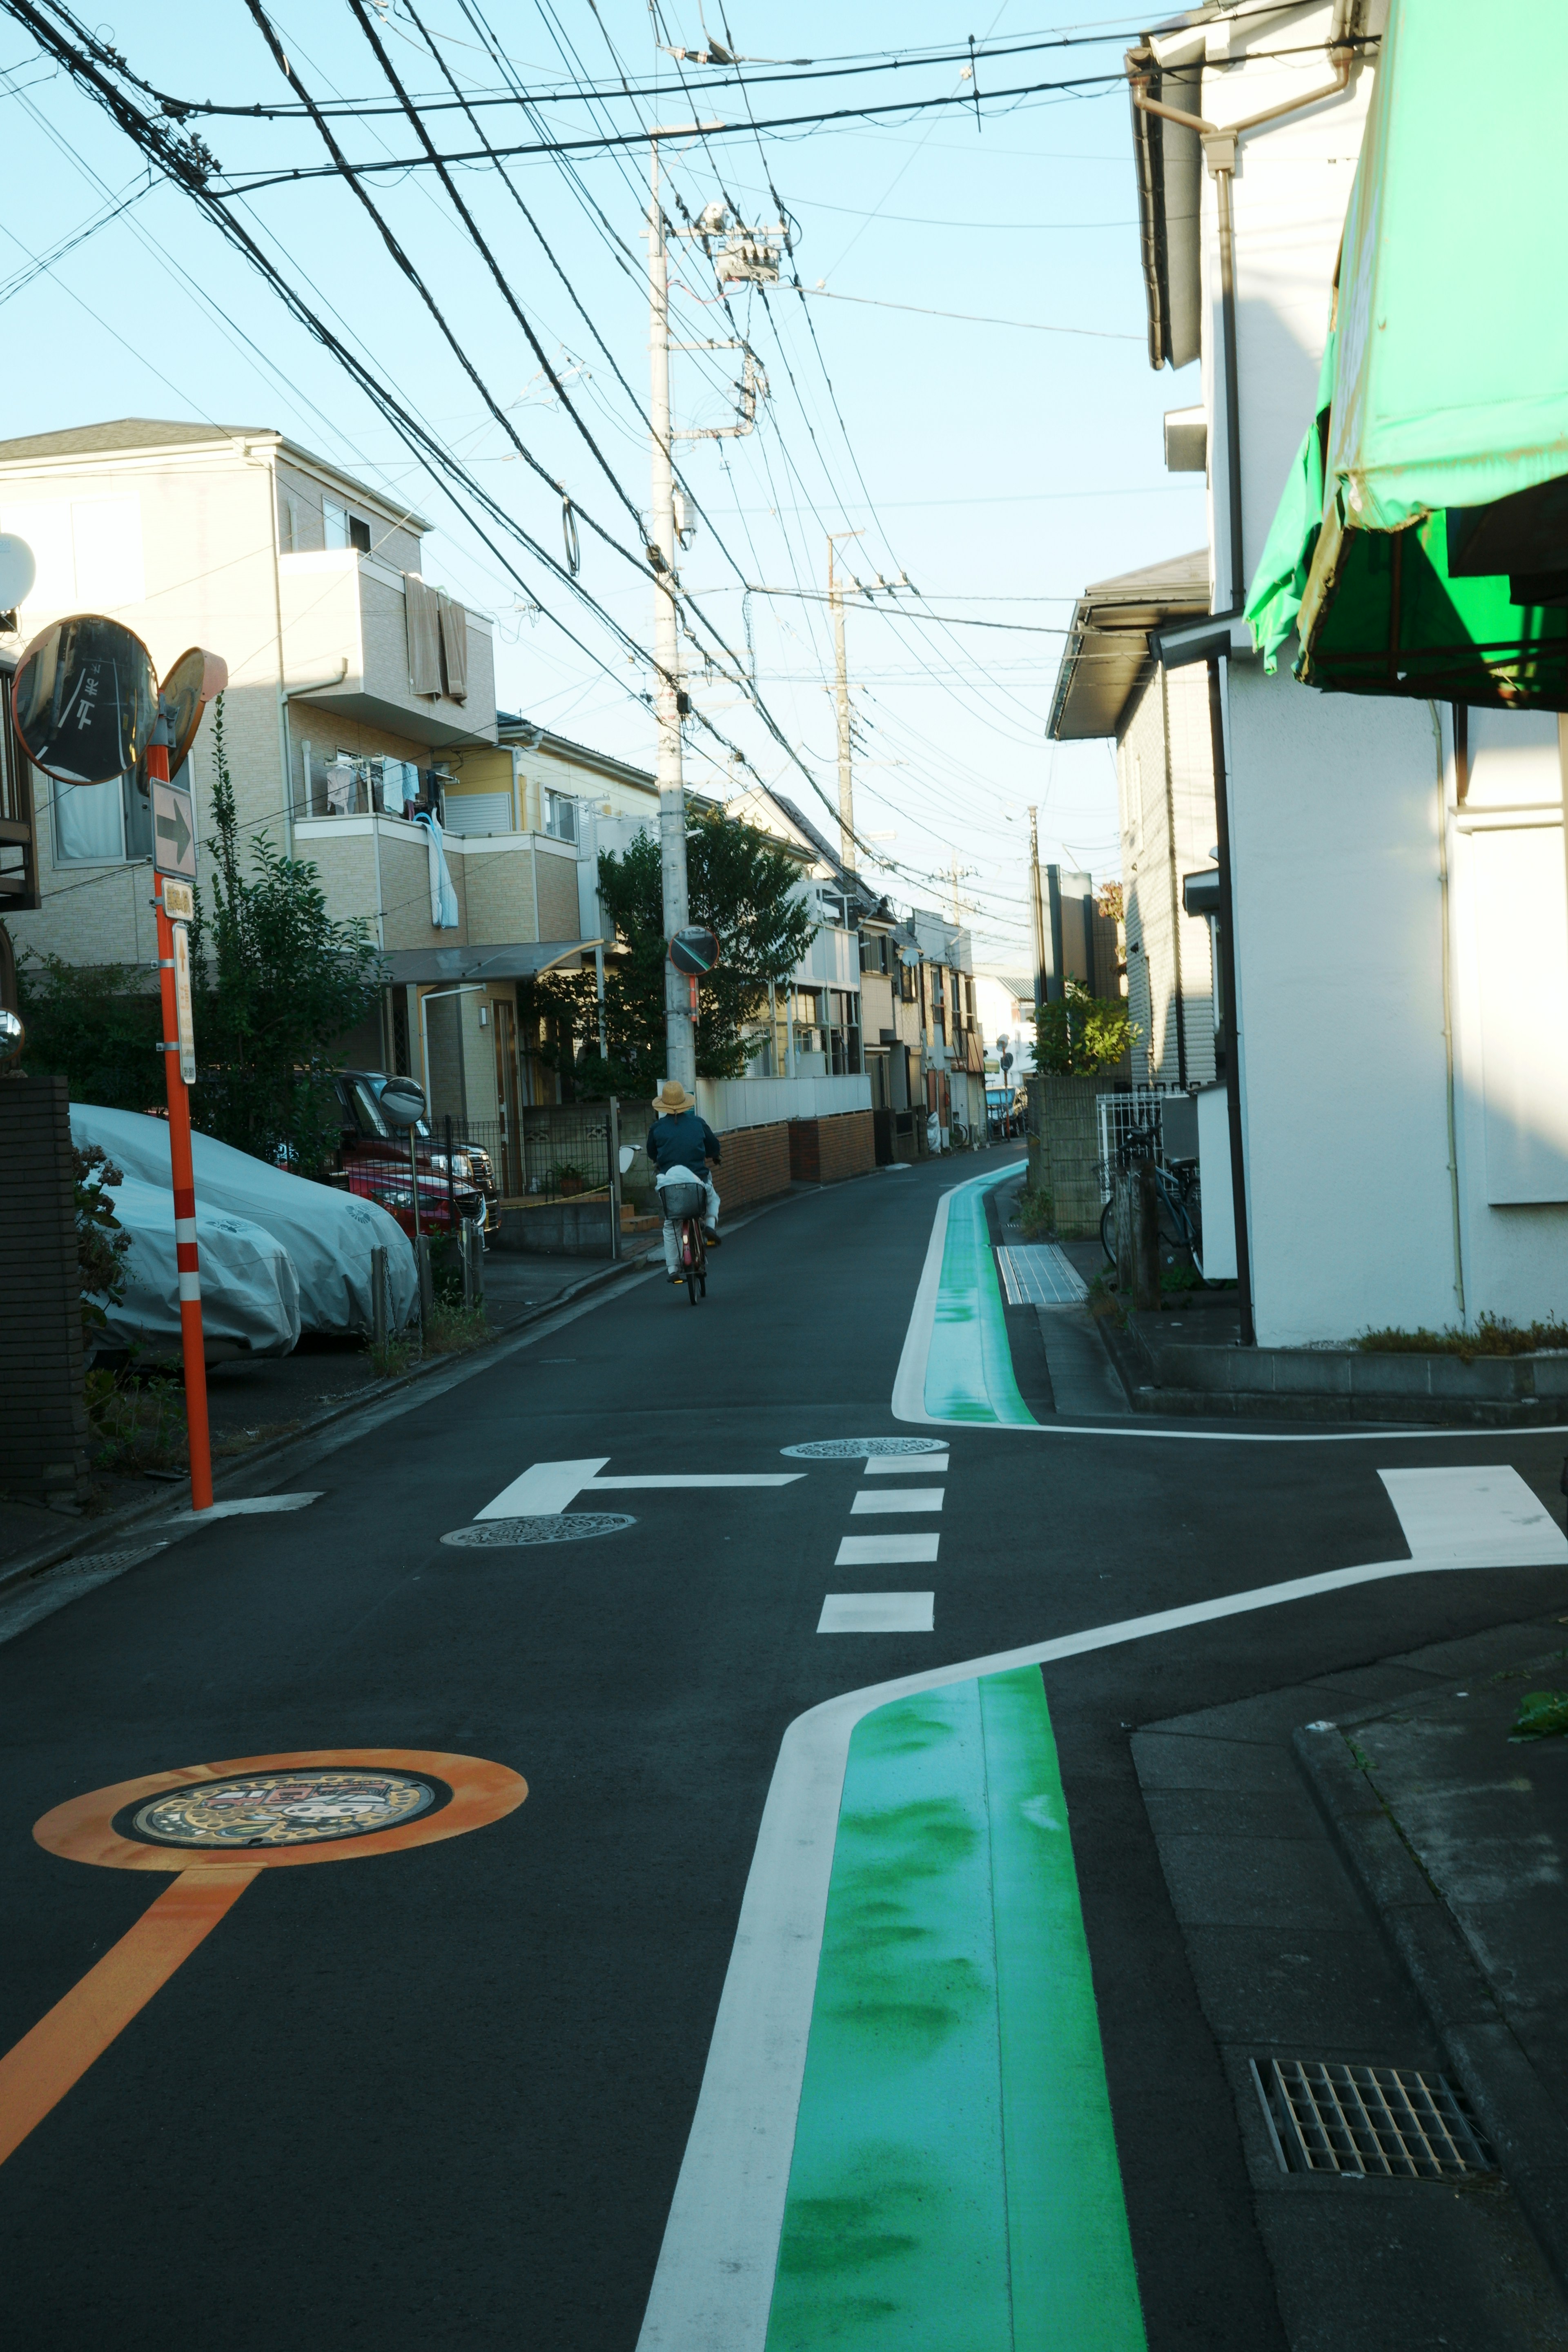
[780,1437,948,1460]
[441,1513,636,1546]
[124,1768,441,1850]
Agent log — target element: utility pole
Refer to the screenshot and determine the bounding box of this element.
[647,132,693,1089]
[1027,804,1048,1013]
[827,529,864,876]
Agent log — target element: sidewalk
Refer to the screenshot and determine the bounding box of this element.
[1135,1610,1568,2346]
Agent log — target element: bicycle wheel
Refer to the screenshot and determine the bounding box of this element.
[684,1220,699,1305]
[1100,1196,1116,1264]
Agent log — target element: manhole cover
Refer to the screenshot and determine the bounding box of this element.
[120,1767,443,1851]
[1252,2059,1493,2178]
[780,1438,948,1460]
[441,1513,635,1546]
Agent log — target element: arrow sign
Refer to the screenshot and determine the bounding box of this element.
[152,781,196,879]
[477,1459,803,1519]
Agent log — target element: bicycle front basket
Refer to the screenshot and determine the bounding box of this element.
[658,1180,706,1219]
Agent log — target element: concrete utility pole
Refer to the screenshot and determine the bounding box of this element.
[647,134,694,1089]
[1027,804,1048,1013]
[827,530,864,876]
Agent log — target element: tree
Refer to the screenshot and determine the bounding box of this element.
[18,954,163,1109]
[1032,979,1140,1077]
[519,810,817,1095]
[188,695,382,1172]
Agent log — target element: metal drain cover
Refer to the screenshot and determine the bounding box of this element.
[442,1513,635,1546]
[1252,2059,1493,2179]
[781,1437,948,1460]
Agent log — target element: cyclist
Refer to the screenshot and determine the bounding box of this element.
[646,1078,723,1286]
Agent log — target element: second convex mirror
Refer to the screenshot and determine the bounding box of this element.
[11,615,157,785]
[379,1078,427,1131]
[157,646,229,778]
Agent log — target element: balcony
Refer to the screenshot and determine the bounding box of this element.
[280,549,497,750]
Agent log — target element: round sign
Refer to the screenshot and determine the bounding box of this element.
[0,531,36,612]
[668,925,719,976]
[0,1008,22,1063]
[158,645,229,777]
[379,1076,427,1130]
[12,613,156,785]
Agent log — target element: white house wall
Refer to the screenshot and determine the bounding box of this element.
[1226,662,1458,1346]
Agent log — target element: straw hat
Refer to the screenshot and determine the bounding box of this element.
[655,1078,695,1114]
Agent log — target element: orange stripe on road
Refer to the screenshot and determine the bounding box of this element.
[0,1867,256,2169]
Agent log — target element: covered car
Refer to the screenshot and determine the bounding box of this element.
[92,1169,301,1359]
[71,1106,418,1337]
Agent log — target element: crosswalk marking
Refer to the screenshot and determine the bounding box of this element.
[817,1592,934,1633]
[849,1489,945,1515]
[834,1532,940,1567]
[863,1452,948,1476]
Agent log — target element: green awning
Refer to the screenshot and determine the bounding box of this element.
[1246,0,1568,709]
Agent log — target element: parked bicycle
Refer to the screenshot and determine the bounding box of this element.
[1099,1121,1208,1281]
[659,1177,709,1305]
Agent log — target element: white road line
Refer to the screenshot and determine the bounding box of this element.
[165,1492,322,1523]
[833,1532,941,1566]
[863,1452,948,1476]
[817,1592,934,1634]
[848,1488,945,1515]
[1379,1466,1567,1564]
[635,1522,1568,2352]
[476,1461,803,1519]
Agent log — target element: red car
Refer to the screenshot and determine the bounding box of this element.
[330,1071,488,1239]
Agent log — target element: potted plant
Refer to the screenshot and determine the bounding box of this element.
[554,1160,586,1197]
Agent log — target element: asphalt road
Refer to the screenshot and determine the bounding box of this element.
[4,1143,1568,2347]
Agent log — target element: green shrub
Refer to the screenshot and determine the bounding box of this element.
[1356,1312,1568,1363]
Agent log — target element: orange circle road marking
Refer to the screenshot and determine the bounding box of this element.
[33,1747,527,1871]
[2,1751,525,2171]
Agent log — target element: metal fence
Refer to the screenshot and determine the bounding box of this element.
[1095,1087,1182,1202]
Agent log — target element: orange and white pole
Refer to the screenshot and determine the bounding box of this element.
[149,731,213,1513]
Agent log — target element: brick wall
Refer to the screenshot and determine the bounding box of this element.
[0,1076,90,1503]
[717,1120,792,1212]
[788,1109,876,1186]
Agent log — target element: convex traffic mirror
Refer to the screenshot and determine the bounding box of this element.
[12,614,157,785]
[379,1077,427,1129]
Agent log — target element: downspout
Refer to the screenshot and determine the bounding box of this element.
[1429,702,1466,1325]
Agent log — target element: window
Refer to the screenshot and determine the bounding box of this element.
[324,499,372,555]
[52,760,182,865]
[899,957,917,1003]
[543,789,579,843]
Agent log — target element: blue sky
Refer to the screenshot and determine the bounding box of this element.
[0,3,1205,965]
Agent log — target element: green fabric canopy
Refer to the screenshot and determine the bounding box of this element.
[1245,0,1568,709]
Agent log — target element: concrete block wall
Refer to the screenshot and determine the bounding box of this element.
[788,1109,876,1187]
[0,1076,90,1502]
[1026,1073,1101,1236]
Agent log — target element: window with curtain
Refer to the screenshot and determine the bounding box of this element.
[53,758,185,865]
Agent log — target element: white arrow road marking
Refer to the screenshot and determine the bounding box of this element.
[818,1593,933,1634]
[636,1481,1568,2351]
[476,1461,804,1519]
[849,1488,944,1515]
[833,1532,940,1567]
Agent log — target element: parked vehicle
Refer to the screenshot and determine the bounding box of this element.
[331,1071,490,1238]
[987,1085,1027,1140]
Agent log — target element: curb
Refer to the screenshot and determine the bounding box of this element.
[1293,1721,1568,2293]
[0,1243,662,1605]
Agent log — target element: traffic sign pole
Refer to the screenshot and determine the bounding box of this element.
[150,732,213,1513]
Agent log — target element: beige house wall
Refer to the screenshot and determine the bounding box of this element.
[1117,663,1217,1091]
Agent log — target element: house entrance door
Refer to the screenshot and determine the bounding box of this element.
[492,998,522,1196]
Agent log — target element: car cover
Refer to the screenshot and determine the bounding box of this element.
[92,1169,301,1358]
[70,1106,419,1337]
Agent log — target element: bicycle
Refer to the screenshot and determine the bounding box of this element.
[659,1178,709,1305]
[1099,1124,1208,1281]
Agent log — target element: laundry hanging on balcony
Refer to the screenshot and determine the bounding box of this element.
[413,808,459,929]
[437,590,468,701]
[404,574,443,697]
[1245,0,1568,710]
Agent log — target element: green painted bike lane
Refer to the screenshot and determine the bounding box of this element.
[764,1668,1145,2349]
[768,1167,1143,2348]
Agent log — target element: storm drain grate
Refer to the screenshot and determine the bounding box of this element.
[1251,2059,1493,2179]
